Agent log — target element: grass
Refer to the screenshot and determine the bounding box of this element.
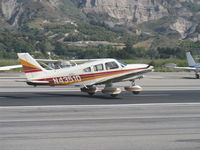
[0,59,22,72]
[0,59,19,66]
[28,19,49,29]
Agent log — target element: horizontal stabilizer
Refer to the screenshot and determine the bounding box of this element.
[26,80,50,86]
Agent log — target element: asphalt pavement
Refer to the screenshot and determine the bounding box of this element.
[0,72,200,150]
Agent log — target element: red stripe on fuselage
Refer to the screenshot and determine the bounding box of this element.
[24,69,43,73]
[80,67,146,79]
[34,67,146,83]
[23,65,42,73]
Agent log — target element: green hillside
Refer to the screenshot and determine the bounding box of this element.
[0,0,199,60]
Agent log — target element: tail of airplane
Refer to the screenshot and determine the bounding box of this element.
[17,53,47,80]
[186,52,196,67]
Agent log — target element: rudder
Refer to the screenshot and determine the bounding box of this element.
[17,53,47,81]
[186,52,196,67]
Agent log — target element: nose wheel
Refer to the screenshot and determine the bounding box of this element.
[195,73,200,79]
[110,94,119,97]
[88,92,95,96]
[132,91,140,94]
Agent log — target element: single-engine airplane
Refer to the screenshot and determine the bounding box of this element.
[17,53,153,97]
[165,52,200,79]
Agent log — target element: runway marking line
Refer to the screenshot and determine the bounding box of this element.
[0,88,200,93]
[135,94,170,97]
[1,103,200,109]
[1,114,200,123]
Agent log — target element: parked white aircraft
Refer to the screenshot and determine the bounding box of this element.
[17,53,153,97]
[165,52,200,79]
[0,59,69,71]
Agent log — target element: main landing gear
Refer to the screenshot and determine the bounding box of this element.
[81,81,143,97]
[81,83,122,97]
[102,83,122,97]
[124,81,143,95]
[80,86,98,96]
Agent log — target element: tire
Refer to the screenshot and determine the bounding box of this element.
[132,91,140,95]
[88,92,95,96]
[196,74,200,79]
[110,94,118,97]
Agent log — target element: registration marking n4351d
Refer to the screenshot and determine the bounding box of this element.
[53,75,81,84]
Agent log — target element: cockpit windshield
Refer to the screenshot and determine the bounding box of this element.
[117,60,127,67]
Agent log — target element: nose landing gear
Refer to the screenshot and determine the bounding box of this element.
[195,73,200,79]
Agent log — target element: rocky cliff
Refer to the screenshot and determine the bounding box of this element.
[82,0,200,40]
[0,0,60,27]
[0,0,199,40]
[83,0,169,24]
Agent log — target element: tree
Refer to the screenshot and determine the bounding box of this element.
[37,40,54,54]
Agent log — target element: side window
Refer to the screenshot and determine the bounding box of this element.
[83,67,91,72]
[105,61,119,70]
[93,64,104,71]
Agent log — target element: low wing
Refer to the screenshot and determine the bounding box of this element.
[95,66,152,85]
[0,65,22,71]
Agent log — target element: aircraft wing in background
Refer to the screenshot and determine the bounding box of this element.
[0,65,22,71]
[173,66,197,70]
[165,63,197,70]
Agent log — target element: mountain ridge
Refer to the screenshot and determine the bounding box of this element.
[0,0,199,60]
[0,0,199,40]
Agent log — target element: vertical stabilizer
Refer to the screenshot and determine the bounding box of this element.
[17,53,46,80]
[186,52,196,67]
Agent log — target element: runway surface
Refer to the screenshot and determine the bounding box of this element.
[0,90,200,106]
[1,104,200,150]
[1,72,200,106]
[0,72,200,150]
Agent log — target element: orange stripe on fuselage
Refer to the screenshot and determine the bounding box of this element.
[52,70,127,85]
[34,67,146,86]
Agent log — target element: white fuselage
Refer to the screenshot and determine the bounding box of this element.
[28,59,152,86]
